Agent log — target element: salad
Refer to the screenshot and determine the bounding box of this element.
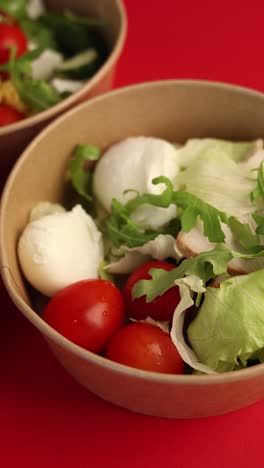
[17,135,264,375]
[0,0,108,127]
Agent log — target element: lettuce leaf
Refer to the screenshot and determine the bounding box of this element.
[176,149,255,219]
[176,138,262,169]
[169,275,216,374]
[106,234,179,274]
[188,270,264,372]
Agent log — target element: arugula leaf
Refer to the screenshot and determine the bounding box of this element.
[251,213,264,235]
[107,176,226,247]
[163,217,182,238]
[64,10,106,27]
[19,17,57,50]
[125,176,174,212]
[12,73,62,111]
[132,244,233,302]
[256,225,264,235]
[227,216,261,253]
[104,177,182,249]
[173,191,227,243]
[250,162,264,203]
[40,12,107,57]
[133,242,264,303]
[0,45,62,112]
[68,144,100,203]
[105,199,159,248]
[0,47,44,74]
[0,0,26,18]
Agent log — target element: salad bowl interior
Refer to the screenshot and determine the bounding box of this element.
[0,0,126,186]
[2,80,264,418]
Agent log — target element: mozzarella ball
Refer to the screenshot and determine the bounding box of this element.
[18,205,103,297]
[93,137,179,229]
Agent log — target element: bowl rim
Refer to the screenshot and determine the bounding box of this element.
[2,78,264,385]
[0,0,127,136]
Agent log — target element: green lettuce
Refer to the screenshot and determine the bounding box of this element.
[169,275,216,374]
[176,138,261,168]
[176,149,255,219]
[106,234,179,274]
[188,270,264,372]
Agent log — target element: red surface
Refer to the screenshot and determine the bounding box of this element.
[2,0,264,466]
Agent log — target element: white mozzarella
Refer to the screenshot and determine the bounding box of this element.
[31,50,64,81]
[93,137,179,229]
[50,78,84,94]
[18,205,103,297]
[26,0,45,18]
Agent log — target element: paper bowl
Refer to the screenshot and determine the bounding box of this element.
[0,0,127,186]
[2,80,264,419]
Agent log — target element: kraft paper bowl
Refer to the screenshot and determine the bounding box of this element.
[2,80,264,418]
[0,0,127,186]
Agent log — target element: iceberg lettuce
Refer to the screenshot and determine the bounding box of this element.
[106,234,179,274]
[188,269,264,372]
[176,138,262,169]
[176,149,255,220]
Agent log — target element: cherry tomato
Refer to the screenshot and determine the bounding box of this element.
[43,279,125,353]
[123,261,181,321]
[106,322,184,374]
[0,23,28,66]
[0,104,24,126]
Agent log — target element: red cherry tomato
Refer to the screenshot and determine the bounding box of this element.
[43,279,125,354]
[0,104,24,126]
[123,261,181,321]
[106,322,184,374]
[0,23,28,66]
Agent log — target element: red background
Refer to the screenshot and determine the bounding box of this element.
[2,1,264,466]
